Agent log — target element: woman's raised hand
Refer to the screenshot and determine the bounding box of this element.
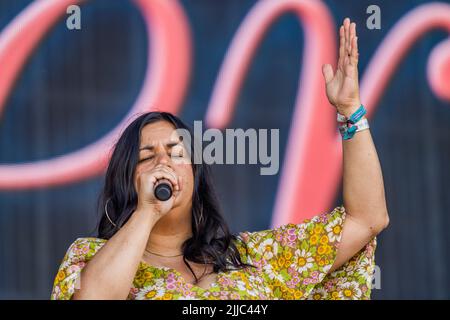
[322,17,361,117]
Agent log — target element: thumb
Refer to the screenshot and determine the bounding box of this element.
[322,64,334,84]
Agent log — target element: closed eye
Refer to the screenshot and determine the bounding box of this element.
[138,156,154,163]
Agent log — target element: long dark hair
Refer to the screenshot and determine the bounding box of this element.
[97,111,255,283]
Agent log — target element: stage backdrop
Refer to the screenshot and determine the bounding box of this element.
[1,0,450,299]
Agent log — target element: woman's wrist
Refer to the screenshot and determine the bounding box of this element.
[334,100,361,118]
[131,207,159,230]
[337,104,369,140]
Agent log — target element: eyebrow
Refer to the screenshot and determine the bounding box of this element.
[139,141,181,151]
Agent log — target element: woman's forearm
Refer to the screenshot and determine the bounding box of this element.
[342,127,389,234]
[72,209,156,300]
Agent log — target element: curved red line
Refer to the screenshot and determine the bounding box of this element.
[0,0,192,189]
[205,1,450,227]
[205,0,340,227]
[361,2,450,116]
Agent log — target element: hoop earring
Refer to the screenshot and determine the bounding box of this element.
[105,198,117,228]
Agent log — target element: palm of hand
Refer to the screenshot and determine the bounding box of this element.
[322,18,361,117]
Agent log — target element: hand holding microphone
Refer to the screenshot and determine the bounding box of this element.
[135,164,182,222]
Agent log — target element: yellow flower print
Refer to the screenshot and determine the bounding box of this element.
[310,235,319,245]
[283,250,292,260]
[319,235,329,245]
[284,259,291,268]
[313,224,324,234]
[162,292,173,300]
[285,292,294,299]
[333,225,341,235]
[326,217,343,242]
[298,257,306,267]
[331,291,342,300]
[134,276,145,287]
[56,270,66,282]
[238,246,247,257]
[257,238,279,260]
[270,260,279,271]
[342,282,362,299]
[294,249,315,273]
[294,290,303,299]
[48,208,376,301]
[317,245,327,255]
[60,282,68,294]
[309,288,327,300]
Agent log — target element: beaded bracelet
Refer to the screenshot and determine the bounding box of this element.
[337,105,369,140]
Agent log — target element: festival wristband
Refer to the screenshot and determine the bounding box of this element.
[337,105,369,140]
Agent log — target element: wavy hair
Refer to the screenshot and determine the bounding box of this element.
[96,111,255,283]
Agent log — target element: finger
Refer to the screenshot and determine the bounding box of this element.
[152,174,178,193]
[349,22,356,54]
[154,164,178,179]
[350,36,359,67]
[322,64,334,84]
[338,25,345,70]
[344,18,350,59]
[171,176,183,200]
[151,169,179,190]
[158,168,179,190]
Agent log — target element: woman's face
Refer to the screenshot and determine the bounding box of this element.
[134,120,194,210]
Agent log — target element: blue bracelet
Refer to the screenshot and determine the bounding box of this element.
[339,105,367,140]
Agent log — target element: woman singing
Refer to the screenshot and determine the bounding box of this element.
[51,17,389,300]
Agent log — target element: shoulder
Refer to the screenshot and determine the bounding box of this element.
[236,206,346,246]
[68,237,107,250]
[233,206,346,265]
[51,237,107,300]
[62,237,107,265]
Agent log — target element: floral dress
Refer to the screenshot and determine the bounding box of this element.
[51,206,377,300]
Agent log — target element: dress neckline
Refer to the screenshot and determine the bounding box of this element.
[138,259,222,291]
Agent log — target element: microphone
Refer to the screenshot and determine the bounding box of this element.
[154,179,173,201]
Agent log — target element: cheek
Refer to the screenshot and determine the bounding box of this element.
[178,165,194,191]
[133,168,142,190]
[133,175,138,191]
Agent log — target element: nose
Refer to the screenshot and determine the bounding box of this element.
[155,151,171,166]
